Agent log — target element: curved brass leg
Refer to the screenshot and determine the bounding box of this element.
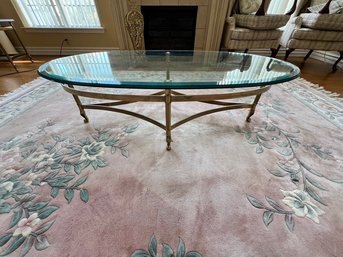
[165,89,172,150]
[81,114,89,123]
[68,85,89,123]
[246,93,262,122]
[62,85,271,149]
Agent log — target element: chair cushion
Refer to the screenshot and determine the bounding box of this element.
[300,13,343,30]
[225,39,280,49]
[293,28,343,41]
[231,28,282,40]
[234,14,290,30]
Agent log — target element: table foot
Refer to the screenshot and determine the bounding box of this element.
[82,114,89,123]
[166,135,172,150]
[246,112,254,122]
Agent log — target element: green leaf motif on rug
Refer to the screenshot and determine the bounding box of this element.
[238,94,343,232]
[0,122,138,256]
[131,235,203,257]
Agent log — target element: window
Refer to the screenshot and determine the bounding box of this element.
[267,0,294,14]
[11,0,101,28]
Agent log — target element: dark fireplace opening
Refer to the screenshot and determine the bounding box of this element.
[141,6,198,50]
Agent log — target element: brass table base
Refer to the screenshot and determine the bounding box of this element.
[63,85,271,150]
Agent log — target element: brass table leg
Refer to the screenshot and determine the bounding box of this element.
[62,84,271,150]
[68,85,89,123]
[165,89,172,150]
[246,92,262,122]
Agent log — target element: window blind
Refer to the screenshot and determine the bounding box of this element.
[13,0,101,28]
[267,0,293,14]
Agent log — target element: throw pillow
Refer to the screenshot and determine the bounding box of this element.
[311,0,327,5]
[239,0,262,14]
[307,0,343,13]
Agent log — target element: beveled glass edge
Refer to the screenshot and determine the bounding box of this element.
[37,51,301,89]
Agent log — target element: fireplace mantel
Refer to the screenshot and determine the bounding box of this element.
[111,0,231,51]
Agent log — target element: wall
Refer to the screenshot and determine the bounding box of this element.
[0,0,120,54]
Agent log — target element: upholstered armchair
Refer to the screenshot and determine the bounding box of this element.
[278,0,343,71]
[221,0,297,57]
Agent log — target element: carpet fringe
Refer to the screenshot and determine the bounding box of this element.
[290,78,343,104]
[0,77,53,106]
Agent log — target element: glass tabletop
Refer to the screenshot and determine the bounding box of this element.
[38,50,300,89]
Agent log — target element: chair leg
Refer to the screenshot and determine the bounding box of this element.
[266,58,273,71]
[304,50,313,61]
[240,55,251,72]
[271,45,281,58]
[284,48,295,61]
[9,21,34,63]
[333,51,343,72]
[0,44,19,72]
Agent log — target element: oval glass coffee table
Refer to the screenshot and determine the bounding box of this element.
[38,50,300,150]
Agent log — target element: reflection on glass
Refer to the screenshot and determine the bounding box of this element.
[50,52,116,83]
[219,56,295,86]
[38,50,300,89]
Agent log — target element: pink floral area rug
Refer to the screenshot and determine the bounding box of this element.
[0,77,342,257]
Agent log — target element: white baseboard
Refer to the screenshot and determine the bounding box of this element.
[311,50,341,66]
[249,48,308,57]
[19,46,309,57]
[16,46,342,68]
[16,46,120,56]
[247,48,341,68]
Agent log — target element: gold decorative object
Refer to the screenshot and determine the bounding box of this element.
[125,7,144,50]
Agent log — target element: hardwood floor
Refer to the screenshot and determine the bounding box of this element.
[285,57,343,97]
[0,56,49,95]
[0,55,342,97]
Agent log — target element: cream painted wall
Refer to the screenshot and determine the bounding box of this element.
[0,0,120,50]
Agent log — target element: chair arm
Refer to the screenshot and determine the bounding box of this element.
[280,16,303,46]
[222,17,236,48]
[288,16,303,26]
[225,17,236,30]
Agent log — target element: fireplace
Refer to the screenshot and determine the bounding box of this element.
[141,6,197,50]
[111,0,231,51]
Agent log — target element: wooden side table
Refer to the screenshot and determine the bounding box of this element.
[0,19,33,72]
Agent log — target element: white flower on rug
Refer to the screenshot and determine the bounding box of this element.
[80,141,106,162]
[23,173,38,186]
[281,189,325,224]
[30,152,55,169]
[13,213,41,237]
[0,181,14,193]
